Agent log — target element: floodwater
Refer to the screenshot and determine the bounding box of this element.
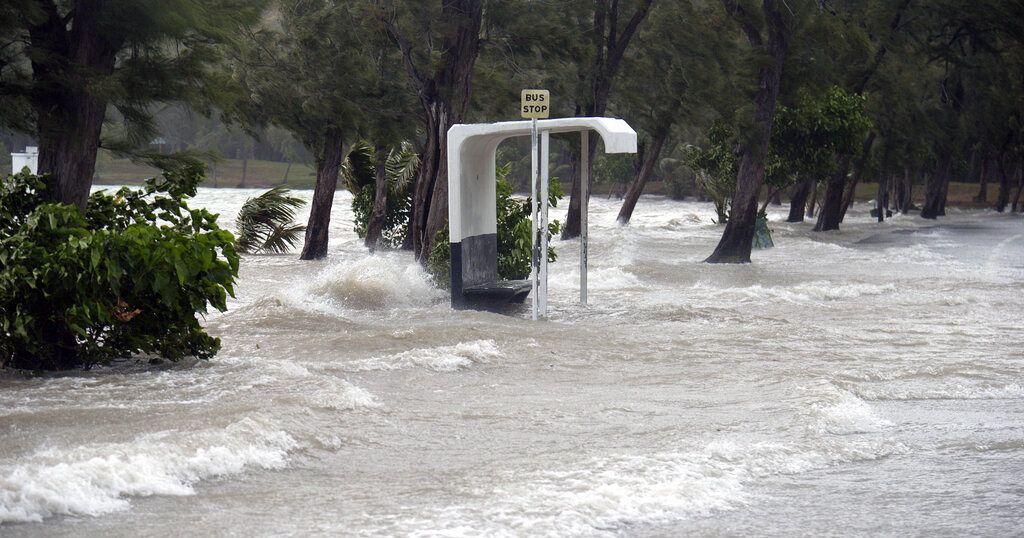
[2,188,1022,537]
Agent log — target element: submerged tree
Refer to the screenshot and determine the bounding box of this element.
[704,0,791,264]
[376,0,484,262]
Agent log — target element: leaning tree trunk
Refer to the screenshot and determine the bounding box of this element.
[410,102,455,261]
[300,128,344,260]
[563,0,655,239]
[813,155,851,232]
[617,127,669,225]
[31,2,121,210]
[921,153,952,219]
[364,144,390,251]
[385,0,482,262]
[706,0,788,263]
[787,179,812,222]
[837,133,875,224]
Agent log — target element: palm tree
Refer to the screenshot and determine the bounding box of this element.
[235,187,307,254]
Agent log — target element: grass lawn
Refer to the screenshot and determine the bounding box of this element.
[94,153,319,189]
[91,152,1007,209]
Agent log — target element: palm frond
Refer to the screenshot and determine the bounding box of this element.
[342,141,376,194]
[385,141,420,192]
[235,187,307,254]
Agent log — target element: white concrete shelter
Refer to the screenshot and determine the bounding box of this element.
[11,146,38,175]
[447,117,637,312]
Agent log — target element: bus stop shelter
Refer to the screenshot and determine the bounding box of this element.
[447,117,637,316]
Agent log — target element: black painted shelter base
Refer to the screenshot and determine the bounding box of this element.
[463,280,532,310]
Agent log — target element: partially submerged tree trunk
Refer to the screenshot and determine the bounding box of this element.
[300,128,344,260]
[921,153,952,219]
[563,0,655,239]
[383,0,482,261]
[706,0,789,264]
[995,154,1012,213]
[1012,161,1023,213]
[806,183,818,218]
[974,153,991,202]
[837,133,875,223]
[876,173,890,223]
[787,179,813,222]
[617,127,669,225]
[813,155,851,231]
[364,144,390,251]
[30,1,122,209]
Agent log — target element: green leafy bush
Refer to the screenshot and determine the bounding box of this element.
[347,141,419,249]
[428,163,562,287]
[0,163,239,370]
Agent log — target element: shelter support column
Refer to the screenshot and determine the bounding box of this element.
[580,130,589,305]
[530,119,539,320]
[540,130,550,317]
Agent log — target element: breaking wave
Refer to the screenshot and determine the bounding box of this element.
[347,340,501,372]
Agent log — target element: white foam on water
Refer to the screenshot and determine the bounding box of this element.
[308,255,445,310]
[347,340,501,372]
[0,417,298,524]
[851,381,1024,401]
[692,280,896,304]
[397,437,907,537]
[806,387,892,435]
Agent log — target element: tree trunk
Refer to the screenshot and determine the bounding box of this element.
[806,183,818,218]
[974,153,990,202]
[31,1,121,209]
[995,154,1011,213]
[1011,162,1023,213]
[787,179,812,222]
[299,128,344,260]
[364,144,389,251]
[706,0,788,264]
[240,156,248,187]
[813,155,851,231]
[385,0,482,262]
[921,154,952,219]
[617,127,669,224]
[876,173,888,223]
[563,0,655,239]
[282,161,292,184]
[838,133,875,223]
[410,102,454,260]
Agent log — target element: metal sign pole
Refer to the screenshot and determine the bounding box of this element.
[530,118,539,321]
[580,130,589,305]
[540,130,550,317]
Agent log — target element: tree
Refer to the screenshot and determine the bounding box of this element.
[615,0,735,225]
[705,0,791,264]
[561,0,655,239]
[376,0,484,261]
[0,0,264,209]
[234,1,413,260]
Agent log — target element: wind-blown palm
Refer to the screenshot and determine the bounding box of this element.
[235,187,307,254]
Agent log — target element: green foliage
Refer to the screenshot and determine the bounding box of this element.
[686,87,872,223]
[428,164,562,287]
[235,187,307,254]
[771,86,872,187]
[348,141,420,249]
[0,164,239,370]
[683,123,736,223]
